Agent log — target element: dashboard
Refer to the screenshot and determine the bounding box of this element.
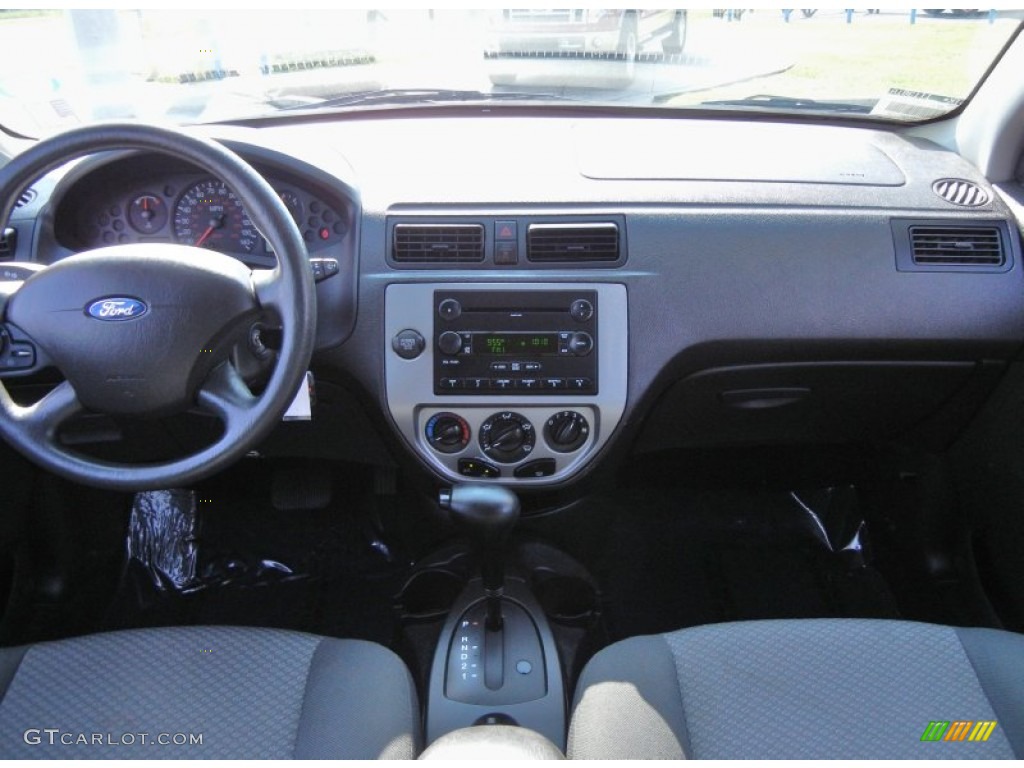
[5,112,1024,490]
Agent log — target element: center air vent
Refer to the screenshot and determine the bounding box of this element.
[393,224,484,264]
[932,179,989,208]
[909,225,1004,266]
[527,223,619,263]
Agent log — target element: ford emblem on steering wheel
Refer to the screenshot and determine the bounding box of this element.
[86,297,149,321]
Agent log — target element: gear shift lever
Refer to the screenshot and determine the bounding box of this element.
[440,483,520,631]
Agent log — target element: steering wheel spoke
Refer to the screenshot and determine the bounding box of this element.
[197,360,258,424]
[252,267,285,314]
[13,379,83,438]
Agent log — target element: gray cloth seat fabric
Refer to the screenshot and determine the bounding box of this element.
[569,618,1024,760]
[0,625,420,759]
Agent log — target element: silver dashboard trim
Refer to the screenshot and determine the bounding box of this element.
[384,282,628,485]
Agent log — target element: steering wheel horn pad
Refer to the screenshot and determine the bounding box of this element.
[7,244,259,416]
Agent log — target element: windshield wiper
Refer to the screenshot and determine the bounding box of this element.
[277,87,581,111]
[687,94,874,114]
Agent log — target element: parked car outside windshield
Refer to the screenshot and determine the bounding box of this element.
[0,8,1020,136]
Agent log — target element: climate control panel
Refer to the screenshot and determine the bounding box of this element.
[385,283,627,485]
[416,407,596,481]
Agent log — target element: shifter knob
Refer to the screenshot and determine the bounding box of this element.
[440,483,520,631]
[440,483,520,547]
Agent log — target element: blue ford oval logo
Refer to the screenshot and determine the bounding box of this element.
[86,297,148,321]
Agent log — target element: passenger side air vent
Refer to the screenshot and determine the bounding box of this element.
[527,223,619,263]
[909,225,1004,266]
[392,224,485,264]
[892,219,1013,273]
[932,179,989,207]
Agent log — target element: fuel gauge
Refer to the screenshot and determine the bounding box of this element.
[128,194,168,234]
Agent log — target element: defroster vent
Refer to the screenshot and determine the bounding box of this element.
[393,224,484,264]
[527,223,619,263]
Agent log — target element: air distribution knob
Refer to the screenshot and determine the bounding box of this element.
[479,411,535,463]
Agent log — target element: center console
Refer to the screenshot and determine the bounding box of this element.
[422,484,567,749]
[385,282,627,485]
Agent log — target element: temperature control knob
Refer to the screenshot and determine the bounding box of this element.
[479,411,535,464]
[425,412,470,454]
[544,411,590,453]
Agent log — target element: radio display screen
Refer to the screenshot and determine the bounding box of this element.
[477,333,559,356]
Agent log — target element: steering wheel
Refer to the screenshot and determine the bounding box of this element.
[0,123,316,491]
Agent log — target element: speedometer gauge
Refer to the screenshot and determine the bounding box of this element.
[173,179,259,254]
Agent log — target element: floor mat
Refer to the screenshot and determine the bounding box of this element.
[591,486,901,640]
[103,461,409,646]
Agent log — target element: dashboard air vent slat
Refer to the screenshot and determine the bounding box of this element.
[527,223,619,262]
[393,224,485,264]
[932,179,989,207]
[14,188,36,209]
[909,225,1004,266]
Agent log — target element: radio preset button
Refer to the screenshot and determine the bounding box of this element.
[493,378,514,390]
[438,331,463,356]
[519,378,539,390]
[543,378,566,390]
[466,378,490,390]
[569,377,594,390]
[438,377,462,390]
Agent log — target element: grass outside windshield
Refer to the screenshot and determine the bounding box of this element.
[0,8,1020,136]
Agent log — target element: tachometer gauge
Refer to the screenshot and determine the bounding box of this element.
[173,179,259,254]
[127,194,168,234]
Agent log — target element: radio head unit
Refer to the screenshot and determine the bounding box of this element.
[433,289,598,396]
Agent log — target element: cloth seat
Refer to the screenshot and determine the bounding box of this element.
[0,625,420,759]
[568,618,1024,759]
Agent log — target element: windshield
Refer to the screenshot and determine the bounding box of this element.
[0,8,1020,136]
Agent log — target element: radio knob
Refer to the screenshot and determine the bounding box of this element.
[569,332,593,357]
[438,331,463,356]
[438,298,462,320]
[570,299,594,322]
[545,410,590,453]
